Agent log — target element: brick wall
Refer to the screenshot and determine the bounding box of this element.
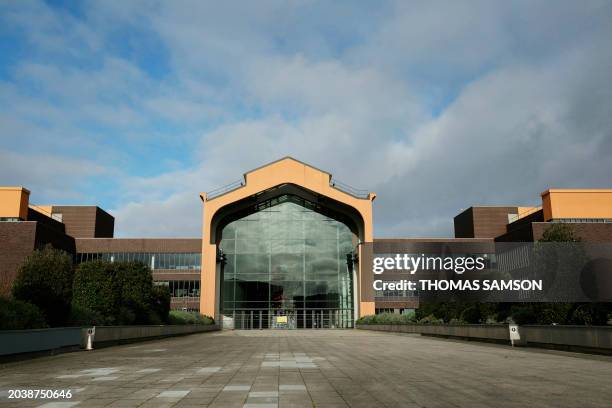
[0,223,36,297]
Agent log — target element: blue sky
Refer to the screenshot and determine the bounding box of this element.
[1,0,612,237]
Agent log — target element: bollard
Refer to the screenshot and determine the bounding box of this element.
[86,326,96,350]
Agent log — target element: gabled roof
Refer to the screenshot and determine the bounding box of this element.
[244,156,331,178]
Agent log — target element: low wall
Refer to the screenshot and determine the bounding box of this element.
[0,327,81,357]
[521,325,612,352]
[358,324,509,341]
[81,324,219,347]
[357,324,612,354]
[0,324,219,360]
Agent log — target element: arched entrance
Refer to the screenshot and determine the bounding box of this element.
[218,194,357,329]
[199,157,376,325]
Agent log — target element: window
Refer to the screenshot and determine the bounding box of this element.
[76,252,201,270]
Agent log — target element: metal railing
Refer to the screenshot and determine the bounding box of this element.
[329,179,370,199]
[206,179,244,200]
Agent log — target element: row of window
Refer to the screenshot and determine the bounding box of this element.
[76,252,201,270]
[375,290,418,298]
[155,280,201,298]
[375,308,415,315]
[551,218,612,223]
[223,300,346,309]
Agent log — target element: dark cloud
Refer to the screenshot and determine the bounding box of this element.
[1,1,611,238]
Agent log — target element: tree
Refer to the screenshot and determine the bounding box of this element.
[0,297,47,330]
[115,262,154,324]
[72,260,170,325]
[460,304,482,323]
[12,245,74,327]
[151,285,171,324]
[510,223,611,325]
[539,223,581,242]
[72,260,120,325]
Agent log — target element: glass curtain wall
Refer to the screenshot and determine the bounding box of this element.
[75,252,201,270]
[219,195,355,329]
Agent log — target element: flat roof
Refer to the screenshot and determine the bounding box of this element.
[0,186,30,193]
[542,189,612,195]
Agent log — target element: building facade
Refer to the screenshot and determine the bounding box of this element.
[1,158,611,327]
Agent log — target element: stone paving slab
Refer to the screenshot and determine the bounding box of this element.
[0,329,611,407]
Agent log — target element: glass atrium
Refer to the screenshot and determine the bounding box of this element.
[219,195,356,328]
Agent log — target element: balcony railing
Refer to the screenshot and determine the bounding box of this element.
[330,179,370,199]
[206,179,245,200]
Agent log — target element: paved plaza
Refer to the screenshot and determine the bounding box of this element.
[1,329,611,408]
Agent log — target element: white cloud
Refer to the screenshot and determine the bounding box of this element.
[111,192,201,237]
[1,1,611,238]
[0,150,107,202]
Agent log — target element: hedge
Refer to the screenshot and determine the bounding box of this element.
[0,297,47,330]
[72,261,170,325]
[12,245,74,327]
[168,310,214,325]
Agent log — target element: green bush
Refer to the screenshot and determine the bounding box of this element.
[168,310,214,325]
[509,305,538,325]
[356,312,417,325]
[0,297,47,330]
[72,260,170,325]
[417,314,444,324]
[115,262,154,324]
[460,305,482,324]
[355,315,375,325]
[72,260,120,325]
[568,304,610,325]
[539,224,581,242]
[151,285,171,324]
[12,245,74,327]
[415,302,469,323]
[360,304,611,326]
[68,304,105,326]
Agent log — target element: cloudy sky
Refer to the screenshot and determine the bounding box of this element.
[1,0,611,238]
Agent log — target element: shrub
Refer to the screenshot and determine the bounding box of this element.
[68,304,105,326]
[151,285,171,324]
[356,312,416,325]
[509,305,537,325]
[535,303,571,325]
[12,245,74,327]
[539,224,581,242]
[460,305,482,324]
[373,313,400,324]
[355,315,376,325]
[72,260,170,325]
[0,297,47,330]
[400,310,417,322]
[72,261,120,325]
[417,314,444,324]
[568,303,610,326]
[115,262,154,324]
[168,310,214,325]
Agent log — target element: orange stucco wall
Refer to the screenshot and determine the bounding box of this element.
[542,189,612,221]
[200,157,375,321]
[0,187,30,220]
